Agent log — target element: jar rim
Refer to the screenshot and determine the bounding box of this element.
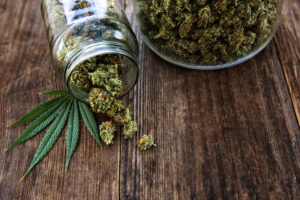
[64,41,139,103]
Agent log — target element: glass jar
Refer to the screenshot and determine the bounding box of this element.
[133,0,283,70]
[41,0,139,102]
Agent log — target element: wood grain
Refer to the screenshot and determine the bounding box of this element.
[0,0,299,199]
[274,0,300,126]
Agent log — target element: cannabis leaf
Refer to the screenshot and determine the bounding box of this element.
[5,96,69,151]
[78,102,102,147]
[8,96,66,127]
[6,90,102,180]
[65,99,80,172]
[21,99,72,180]
[39,90,70,96]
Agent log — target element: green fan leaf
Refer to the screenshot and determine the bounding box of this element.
[65,99,80,172]
[39,90,70,96]
[8,96,65,127]
[5,97,69,151]
[21,100,72,181]
[78,102,102,147]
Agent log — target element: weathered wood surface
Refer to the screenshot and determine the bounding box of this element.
[274,0,300,126]
[0,0,299,199]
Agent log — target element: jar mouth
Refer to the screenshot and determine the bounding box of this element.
[64,41,139,103]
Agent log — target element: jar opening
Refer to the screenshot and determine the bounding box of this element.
[65,41,139,102]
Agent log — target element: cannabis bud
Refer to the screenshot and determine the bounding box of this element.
[70,70,91,91]
[99,121,117,145]
[138,134,156,151]
[88,88,114,113]
[106,100,125,118]
[123,121,138,139]
[113,107,132,125]
[88,64,123,97]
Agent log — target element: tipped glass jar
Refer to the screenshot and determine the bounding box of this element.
[41,0,139,102]
[133,0,282,70]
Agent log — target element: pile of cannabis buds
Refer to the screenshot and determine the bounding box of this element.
[70,55,155,150]
[136,0,280,65]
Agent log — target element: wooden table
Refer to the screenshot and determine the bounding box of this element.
[0,0,299,199]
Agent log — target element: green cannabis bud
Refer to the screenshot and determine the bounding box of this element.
[99,55,125,69]
[104,77,123,97]
[70,70,91,91]
[99,121,117,145]
[88,88,114,113]
[106,100,125,118]
[77,57,99,72]
[113,107,132,125]
[88,69,109,87]
[89,67,123,97]
[123,121,138,139]
[136,0,280,65]
[138,134,156,151]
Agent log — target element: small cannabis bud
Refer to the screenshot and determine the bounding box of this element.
[138,134,156,151]
[113,107,132,125]
[99,121,117,145]
[88,66,123,97]
[123,121,138,139]
[106,100,125,118]
[99,55,125,69]
[88,68,109,87]
[104,76,123,97]
[70,70,91,91]
[88,88,114,113]
[77,56,98,72]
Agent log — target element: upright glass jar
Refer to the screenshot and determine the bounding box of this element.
[41,0,139,102]
[133,0,283,70]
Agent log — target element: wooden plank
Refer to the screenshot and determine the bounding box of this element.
[121,1,300,199]
[0,1,120,199]
[274,0,300,126]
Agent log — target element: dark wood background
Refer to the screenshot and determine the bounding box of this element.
[0,0,299,199]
